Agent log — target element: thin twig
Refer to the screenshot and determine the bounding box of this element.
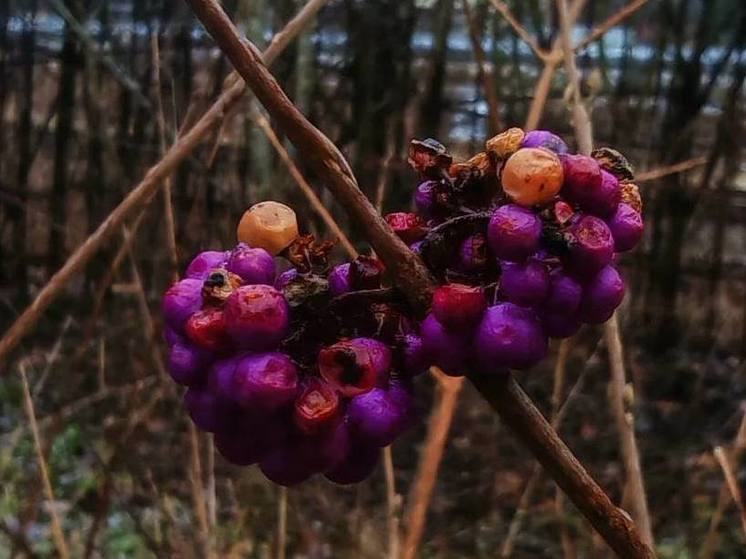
[488,0,550,61]
[382,446,401,559]
[188,423,211,556]
[20,363,70,559]
[277,487,288,559]
[0,0,328,369]
[713,446,746,539]
[402,370,464,559]
[251,110,358,258]
[636,156,708,182]
[574,0,650,52]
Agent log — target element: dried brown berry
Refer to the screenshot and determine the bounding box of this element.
[202,269,243,304]
[408,138,453,177]
[591,147,635,181]
[620,182,643,213]
[486,127,525,160]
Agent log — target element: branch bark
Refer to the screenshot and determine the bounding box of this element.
[184,1,656,556]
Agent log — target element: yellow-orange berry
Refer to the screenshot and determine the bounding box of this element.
[486,127,525,160]
[237,201,299,255]
[501,148,563,206]
[620,182,643,213]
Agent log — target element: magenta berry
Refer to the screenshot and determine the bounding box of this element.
[420,313,469,374]
[487,204,542,262]
[578,265,625,324]
[226,243,276,285]
[185,250,229,280]
[347,387,409,447]
[499,260,549,307]
[318,338,391,396]
[474,303,548,372]
[562,156,620,216]
[607,203,643,252]
[224,285,290,350]
[162,278,203,332]
[431,283,487,330]
[328,263,353,296]
[521,130,568,154]
[567,215,615,277]
[232,352,299,411]
[385,212,428,244]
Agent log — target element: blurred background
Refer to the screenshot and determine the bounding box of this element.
[1,0,745,557]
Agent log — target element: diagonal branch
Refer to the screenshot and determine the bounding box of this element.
[574,0,650,52]
[185,1,655,557]
[488,0,551,61]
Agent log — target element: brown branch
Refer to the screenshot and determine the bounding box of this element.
[574,0,649,52]
[185,2,655,556]
[488,0,551,61]
[276,487,288,559]
[382,446,401,559]
[636,156,708,182]
[713,446,746,539]
[402,370,464,559]
[0,0,328,371]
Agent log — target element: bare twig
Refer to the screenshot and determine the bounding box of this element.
[185,2,655,556]
[402,370,464,559]
[636,156,708,182]
[277,487,288,559]
[574,0,650,52]
[251,110,358,258]
[188,423,211,556]
[713,446,746,539]
[0,0,328,370]
[20,363,70,559]
[382,446,401,559]
[488,0,550,61]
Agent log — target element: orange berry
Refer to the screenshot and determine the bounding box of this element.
[486,127,525,160]
[237,201,299,255]
[501,148,563,206]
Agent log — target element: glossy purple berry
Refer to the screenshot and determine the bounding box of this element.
[567,215,615,277]
[224,285,290,350]
[162,278,203,333]
[487,204,542,262]
[432,283,487,330]
[324,442,380,485]
[226,243,276,285]
[578,265,625,324]
[328,263,352,296]
[232,352,299,411]
[499,260,549,307]
[457,233,488,274]
[400,334,429,376]
[420,314,469,374]
[543,270,582,314]
[474,303,548,372]
[185,250,229,280]
[347,388,409,447]
[275,268,298,290]
[207,356,242,400]
[318,338,391,396]
[168,342,211,386]
[607,203,643,252]
[521,130,568,154]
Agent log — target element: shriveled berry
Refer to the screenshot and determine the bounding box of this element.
[318,338,391,396]
[499,260,549,307]
[185,250,229,280]
[237,201,299,255]
[592,147,635,181]
[232,352,299,410]
[501,148,564,206]
[226,243,276,285]
[293,379,341,434]
[385,212,428,244]
[578,265,625,324]
[185,307,229,352]
[567,215,615,277]
[486,127,525,160]
[432,283,487,330]
[474,303,548,372]
[328,263,352,296]
[350,255,385,290]
[620,182,643,213]
[456,233,488,274]
[553,200,575,225]
[420,314,469,374]
[201,269,243,304]
[607,203,643,252]
[162,278,203,333]
[487,204,542,262]
[521,130,568,154]
[224,285,290,350]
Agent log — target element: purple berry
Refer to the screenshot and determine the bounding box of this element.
[542,311,581,339]
[521,130,568,154]
[232,352,299,411]
[420,314,469,374]
[347,388,409,447]
[562,156,620,216]
[207,356,242,400]
[185,250,229,280]
[168,342,211,386]
[607,203,643,252]
[298,421,350,473]
[328,263,352,296]
[324,442,380,485]
[415,180,438,218]
[457,233,488,274]
[275,268,299,290]
[260,444,313,486]
[162,278,203,333]
[432,283,487,330]
[226,243,276,285]
[184,388,223,432]
[164,326,186,347]
[499,260,549,307]
[567,215,615,277]
[318,338,391,396]
[224,285,290,349]
[400,334,429,376]
[543,270,582,314]
[214,413,281,466]
[487,204,542,262]
[474,303,548,372]
[578,265,625,324]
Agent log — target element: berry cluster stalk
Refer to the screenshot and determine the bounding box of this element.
[184,0,655,556]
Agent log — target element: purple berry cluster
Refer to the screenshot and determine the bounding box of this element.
[162,235,415,486]
[394,128,643,377]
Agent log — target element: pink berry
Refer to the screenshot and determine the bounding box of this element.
[224,285,290,350]
[431,283,487,330]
